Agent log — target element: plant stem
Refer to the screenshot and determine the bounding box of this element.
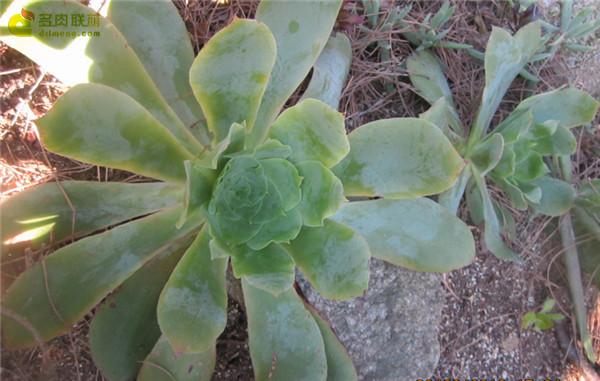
[438,165,472,215]
[558,154,596,363]
[558,212,596,363]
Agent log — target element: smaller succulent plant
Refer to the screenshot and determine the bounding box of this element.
[407,21,599,261]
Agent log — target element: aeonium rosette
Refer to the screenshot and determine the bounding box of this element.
[203,138,344,250]
[178,92,357,296]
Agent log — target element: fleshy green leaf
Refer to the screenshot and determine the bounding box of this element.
[250,0,344,145]
[419,97,464,137]
[299,33,352,110]
[517,180,543,204]
[491,176,528,210]
[529,177,575,216]
[268,99,349,168]
[295,161,345,227]
[512,138,534,163]
[108,0,210,145]
[466,180,484,226]
[1,181,182,257]
[474,174,522,262]
[190,18,276,143]
[469,133,504,176]
[261,158,302,210]
[332,118,465,198]
[137,336,215,381]
[157,226,228,353]
[202,204,262,249]
[522,312,538,328]
[37,84,194,183]
[532,126,577,156]
[528,121,558,139]
[514,88,600,128]
[407,50,454,106]
[243,280,327,381]
[492,146,516,178]
[2,206,202,349]
[1,0,204,154]
[231,243,295,296]
[246,208,303,251]
[89,244,187,381]
[251,139,293,160]
[469,22,540,144]
[286,219,370,300]
[180,162,217,227]
[512,152,548,182]
[495,110,533,143]
[303,302,358,381]
[330,198,475,272]
[495,201,517,242]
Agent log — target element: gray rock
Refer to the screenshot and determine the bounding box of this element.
[297,258,444,381]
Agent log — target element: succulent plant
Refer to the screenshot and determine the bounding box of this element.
[1,0,475,379]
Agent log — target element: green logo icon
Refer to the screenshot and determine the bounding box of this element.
[9,8,35,37]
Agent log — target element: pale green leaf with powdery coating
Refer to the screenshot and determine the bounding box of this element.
[250,0,344,146]
[495,109,533,144]
[332,118,465,198]
[108,0,210,145]
[179,161,216,227]
[286,219,370,300]
[470,22,540,145]
[157,226,227,353]
[268,99,349,168]
[2,206,203,350]
[190,18,276,143]
[407,50,454,106]
[231,243,295,296]
[37,84,194,184]
[529,177,575,216]
[1,181,182,258]
[90,244,187,381]
[2,0,204,154]
[243,280,327,381]
[513,88,600,128]
[330,198,475,272]
[137,336,215,381]
[295,161,345,227]
[473,173,522,262]
[192,122,247,171]
[303,302,358,381]
[299,33,352,110]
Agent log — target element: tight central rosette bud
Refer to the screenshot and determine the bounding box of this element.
[204,141,304,250]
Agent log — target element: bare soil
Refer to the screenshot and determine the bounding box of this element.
[1,1,599,380]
